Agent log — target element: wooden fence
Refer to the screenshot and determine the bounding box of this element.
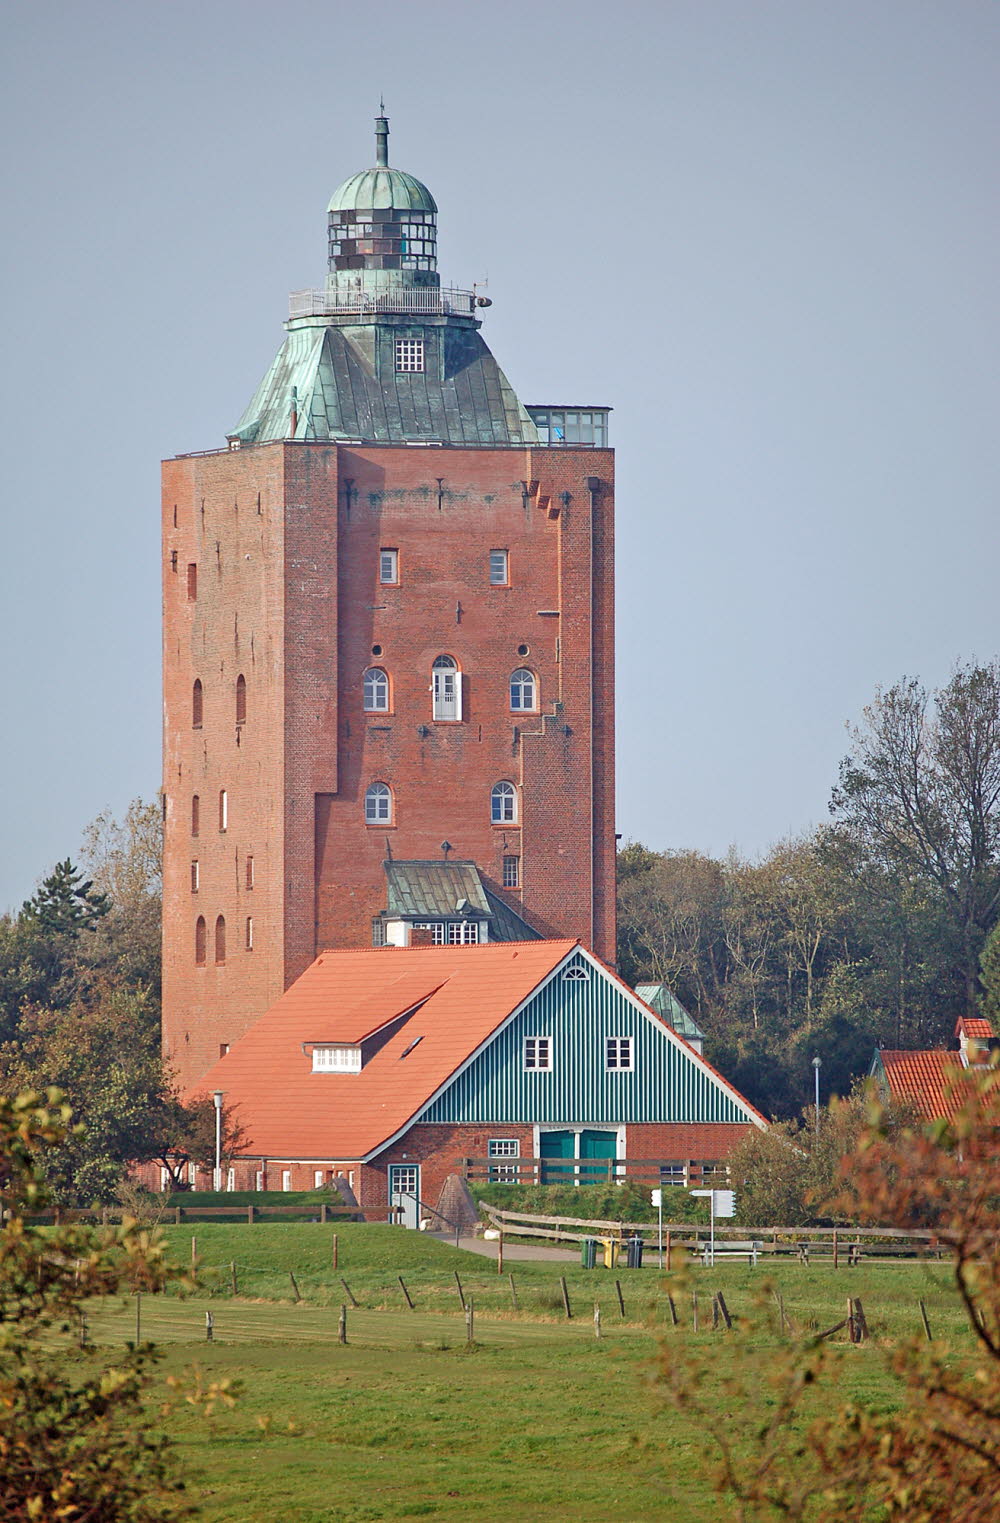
[460,1156,730,1187]
[479,1203,945,1261]
[26,1204,397,1226]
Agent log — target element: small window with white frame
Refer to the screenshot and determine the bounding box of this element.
[491,780,517,824]
[509,668,536,711]
[488,1138,520,1182]
[524,1035,552,1071]
[379,548,398,584]
[502,854,520,888]
[226,1167,235,1192]
[489,549,509,586]
[312,1045,362,1073]
[606,1036,633,1071]
[364,667,390,712]
[562,964,590,982]
[395,338,425,373]
[364,781,392,824]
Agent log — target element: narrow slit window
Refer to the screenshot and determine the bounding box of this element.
[191,795,200,837]
[245,855,254,890]
[192,679,203,729]
[187,563,197,600]
[245,916,254,951]
[235,674,247,725]
[218,790,228,832]
[195,916,206,965]
[190,860,199,893]
[215,915,226,965]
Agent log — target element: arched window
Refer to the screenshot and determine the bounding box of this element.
[195,915,206,965]
[236,674,247,725]
[215,914,227,965]
[191,795,200,837]
[510,668,536,711]
[363,667,389,712]
[432,655,461,721]
[364,782,392,824]
[192,679,203,728]
[491,781,517,824]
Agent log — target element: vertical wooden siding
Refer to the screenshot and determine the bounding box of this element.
[419,955,752,1125]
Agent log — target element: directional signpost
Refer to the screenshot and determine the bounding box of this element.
[690,1188,735,1267]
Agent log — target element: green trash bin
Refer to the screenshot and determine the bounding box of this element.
[581,1237,597,1270]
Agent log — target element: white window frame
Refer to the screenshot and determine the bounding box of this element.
[562,964,590,982]
[394,338,425,373]
[447,921,479,944]
[254,1169,264,1191]
[314,1170,326,1189]
[218,790,228,832]
[502,855,520,888]
[245,916,254,951]
[489,549,509,586]
[491,781,517,824]
[281,1169,292,1192]
[364,782,392,824]
[379,548,398,584]
[524,1035,552,1072]
[488,1138,520,1182]
[312,1045,362,1073]
[432,656,462,721]
[364,667,390,712]
[226,1167,235,1192]
[606,1036,633,1072]
[509,668,536,712]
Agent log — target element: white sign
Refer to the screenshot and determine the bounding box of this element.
[650,1188,662,1208]
[690,1188,736,1217]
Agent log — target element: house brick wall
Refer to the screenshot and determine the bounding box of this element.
[163,440,615,1094]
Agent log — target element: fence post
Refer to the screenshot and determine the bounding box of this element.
[338,1305,347,1344]
[398,1275,414,1310]
[594,1303,601,1339]
[466,1297,475,1344]
[230,1262,238,1296]
[320,1203,328,1224]
[332,1233,338,1271]
[454,1271,466,1310]
[497,1231,504,1275]
[508,1273,519,1311]
[205,1311,214,1342]
[191,1236,197,1267]
[615,1279,625,1317]
[247,1204,255,1225]
[560,1276,572,1320]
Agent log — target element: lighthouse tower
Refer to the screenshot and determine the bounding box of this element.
[161,115,615,1091]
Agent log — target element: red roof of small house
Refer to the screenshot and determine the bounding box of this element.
[954,1016,994,1042]
[191,940,580,1159]
[877,1049,969,1121]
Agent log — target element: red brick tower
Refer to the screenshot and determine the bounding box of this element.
[162,115,615,1092]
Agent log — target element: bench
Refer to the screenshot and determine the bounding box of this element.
[700,1240,762,1265]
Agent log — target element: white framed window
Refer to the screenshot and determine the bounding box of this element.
[160,1166,171,1192]
[491,781,517,824]
[524,1036,552,1071]
[314,1170,326,1188]
[254,1169,264,1191]
[562,964,590,982]
[281,1169,292,1192]
[188,1162,197,1185]
[502,854,520,888]
[312,1045,362,1073]
[379,548,398,584]
[432,655,461,721]
[395,338,425,373]
[218,790,228,831]
[489,549,509,585]
[509,668,536,711]
[488,1138,520,1182]
[245,916,254,951]
[364,667,390,711]
[226,1167,235,1192]
[447,921,479,944]
[606,1036,633,1071]
[364,781,392,824]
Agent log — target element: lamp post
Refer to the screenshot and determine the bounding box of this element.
[812,1057,821,1136]
[213,1090,224,1192]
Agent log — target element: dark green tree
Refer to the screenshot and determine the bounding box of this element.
[21,859,110,940]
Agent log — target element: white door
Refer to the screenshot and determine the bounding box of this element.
[389,1165,420,1229]
[432,660,460,720]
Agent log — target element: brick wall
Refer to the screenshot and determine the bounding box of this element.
[162,440,616,1094]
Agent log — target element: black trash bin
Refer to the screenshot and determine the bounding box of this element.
[626,1235,644,1269]
[581,1237,597,1270]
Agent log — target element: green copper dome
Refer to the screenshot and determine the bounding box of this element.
[328,114,437,214]
[328,166,436,214]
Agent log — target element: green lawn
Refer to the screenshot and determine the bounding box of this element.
[72,1225,975,1521]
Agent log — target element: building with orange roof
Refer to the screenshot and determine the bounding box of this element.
[159,940,766,1222]
[869,1015,997,1122]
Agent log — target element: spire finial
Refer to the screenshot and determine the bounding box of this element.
[375,104,389,167]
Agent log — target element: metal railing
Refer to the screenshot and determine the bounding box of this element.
[289,286,476,319]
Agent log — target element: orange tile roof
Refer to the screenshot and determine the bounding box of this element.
[955,1016,994,1041]
[190,940,579,1159]
[878,1049,970,1121]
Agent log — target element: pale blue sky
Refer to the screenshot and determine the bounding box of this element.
[1,0,997,910]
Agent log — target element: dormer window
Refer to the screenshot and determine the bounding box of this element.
[312,1045,362,1073]
[395,339,425,373]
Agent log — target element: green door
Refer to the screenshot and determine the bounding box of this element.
[579,1130,617,1182]
[540,1130,575,1183]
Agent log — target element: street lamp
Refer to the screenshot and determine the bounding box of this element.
[213,1091,224,1192]
[811,1057,822,1135]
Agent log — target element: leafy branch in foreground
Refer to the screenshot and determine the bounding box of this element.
[0,1090,224,1522]
[655,1065,1000,1522]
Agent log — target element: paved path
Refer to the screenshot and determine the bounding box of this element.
[428,1231,579,1263]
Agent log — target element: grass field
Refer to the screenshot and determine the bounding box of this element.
[74,1225,974,1521]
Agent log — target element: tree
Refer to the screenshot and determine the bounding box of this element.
[21,859,111,940]
[155,1097,253,1192]
[657,1064,1000,1521]
[0,1089,228,1520]
[79,799,163,999]
[831,663,1000,1013]
[980,921,1000,1029]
